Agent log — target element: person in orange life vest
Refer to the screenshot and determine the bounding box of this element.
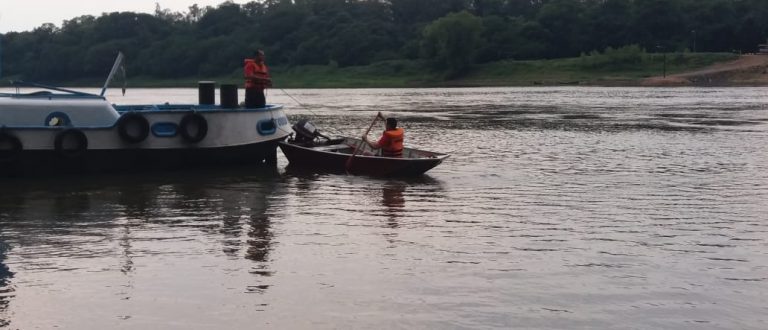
[363,112,405,158]
[244,50,272,108]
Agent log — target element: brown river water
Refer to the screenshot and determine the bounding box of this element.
[1,87,767,329]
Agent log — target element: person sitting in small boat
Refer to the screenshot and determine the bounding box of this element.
[363,113,404,158]
[244,50,272,108]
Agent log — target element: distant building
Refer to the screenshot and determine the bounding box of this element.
[759,40,768,54]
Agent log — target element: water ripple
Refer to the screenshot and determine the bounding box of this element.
[1,87,767,329]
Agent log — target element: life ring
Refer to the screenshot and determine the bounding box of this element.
[54,129,88,158]
[0,132,23,163]
[179,113,208,143]
[117,113,150,144]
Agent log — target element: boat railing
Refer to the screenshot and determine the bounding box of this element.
[113,104,217,113]
[2,80,104,100]
[113,104,284,113]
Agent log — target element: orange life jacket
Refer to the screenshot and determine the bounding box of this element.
[382,128,404,157]
[244,59,269,89]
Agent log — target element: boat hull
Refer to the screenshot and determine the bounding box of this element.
[0,138,284,177]
[0,104,291,177]
[278,138,448,177]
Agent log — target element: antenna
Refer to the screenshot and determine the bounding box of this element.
[101,51,125,96]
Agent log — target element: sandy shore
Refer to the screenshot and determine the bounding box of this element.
[641,55,768,86]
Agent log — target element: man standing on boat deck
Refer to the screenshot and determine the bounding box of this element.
[363,112,405,158]
[244,50,272,108]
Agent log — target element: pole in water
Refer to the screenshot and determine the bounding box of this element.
[0,15,4,78]
[0,33,3,79]
[0,15,3,78]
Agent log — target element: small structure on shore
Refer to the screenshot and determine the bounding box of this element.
[759,40,768,55]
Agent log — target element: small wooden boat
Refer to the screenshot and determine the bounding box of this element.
[278,121,448,176]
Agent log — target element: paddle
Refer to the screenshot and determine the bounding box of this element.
[346,112,383,172]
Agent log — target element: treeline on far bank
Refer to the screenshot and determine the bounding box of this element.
[2,0,767,84]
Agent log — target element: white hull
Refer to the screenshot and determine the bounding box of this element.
[7,107,290,150]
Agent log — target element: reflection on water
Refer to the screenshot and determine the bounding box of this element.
[0,168,287,328]
[0,87,767,329]
[0,238,12,328]
[382,181,406,228]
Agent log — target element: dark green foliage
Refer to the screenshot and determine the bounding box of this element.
[578,45,648,70]
[422,11,483,77]
[1,0,767,83]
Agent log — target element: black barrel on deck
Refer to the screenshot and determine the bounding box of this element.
[220,84,238,109]
[198,81,216,105]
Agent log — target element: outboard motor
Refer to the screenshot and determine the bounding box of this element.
[292,119,329,144]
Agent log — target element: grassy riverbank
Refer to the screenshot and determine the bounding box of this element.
[462,52,740,86]
[4,52,740,88]
[273,52,739,88]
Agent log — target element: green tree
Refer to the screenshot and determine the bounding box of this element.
[536,0,587,58]
[3,0,768,83]
[631,0,685,50]
[421,11,483,77]
[583,0,632,52]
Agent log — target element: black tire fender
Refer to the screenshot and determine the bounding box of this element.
[54,129,88,158]
[179,113,208,143]
[117,113,150,144]
[0,132,23,163]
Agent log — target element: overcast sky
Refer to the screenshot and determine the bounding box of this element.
[0,0,251,33]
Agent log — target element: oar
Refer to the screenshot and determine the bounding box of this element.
[346,113,382,172]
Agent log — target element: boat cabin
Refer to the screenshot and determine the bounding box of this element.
[0,94,120,128]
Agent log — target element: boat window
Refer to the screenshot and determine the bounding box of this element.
[28,91,53,96]
[151,122,179,137]
[45,112,71,127]
[257,119,276,136]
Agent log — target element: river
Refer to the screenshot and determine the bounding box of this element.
[1,87,767,329]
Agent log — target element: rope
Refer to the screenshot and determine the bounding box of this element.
[277,88,344,137]
[279,88,318,116]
